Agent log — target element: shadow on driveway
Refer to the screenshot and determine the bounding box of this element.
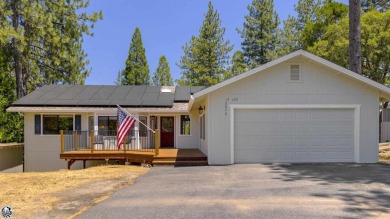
[267,163,390,218]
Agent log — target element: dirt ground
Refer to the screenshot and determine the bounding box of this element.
[0,165,149,219]
[379,143,390,163]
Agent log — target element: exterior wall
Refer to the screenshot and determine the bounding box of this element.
[24,111,202,171]
[175,110,201,149]
[208,58,379,164]
[199,97,209,158]
[0,144,23,171]
[24,112,89,172]
[93,112,202,149]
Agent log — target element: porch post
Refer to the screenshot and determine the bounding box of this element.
[154,129,159,156]
[60,130,64,153]
[74,130,78,151]
[90,130,94,153]
[123,136,127,153]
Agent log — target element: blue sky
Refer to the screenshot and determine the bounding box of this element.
[82,0,347,85]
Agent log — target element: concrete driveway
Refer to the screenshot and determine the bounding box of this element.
[78,164,390,219]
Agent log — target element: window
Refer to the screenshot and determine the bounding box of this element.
[139,116,148,137]
[200,115,205,140]
[35,114,41,135]
[98,116,117,135]
[88,116,94,131]
[290,65,300,81]
[180,115,191,135]
[43,115,73,134]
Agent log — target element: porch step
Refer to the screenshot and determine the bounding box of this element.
[153,156,207,162]
[152,160,208,166]
[152,149,208,166]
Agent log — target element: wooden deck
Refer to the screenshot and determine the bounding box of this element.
[60,149,207,168]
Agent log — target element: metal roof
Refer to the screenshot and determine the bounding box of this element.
[12,85,205,107]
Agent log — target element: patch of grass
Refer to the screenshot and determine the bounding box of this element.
[379,143,390,163]
[0,165,148,218]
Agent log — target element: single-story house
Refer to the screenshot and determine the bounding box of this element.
[8,50,390,171]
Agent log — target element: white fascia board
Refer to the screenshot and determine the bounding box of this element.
[6,107,188,114]
[188,95,195,112]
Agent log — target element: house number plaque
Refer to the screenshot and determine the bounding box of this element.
[225,97,238,116]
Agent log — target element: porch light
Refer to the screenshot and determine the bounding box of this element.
[198,106,204,114]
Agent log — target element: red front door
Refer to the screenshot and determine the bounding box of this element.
[160,117,174,148]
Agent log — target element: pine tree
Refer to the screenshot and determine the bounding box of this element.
[120,27,150,85]
[361,0,390,12]
[238,0,280,68]
[294,0,323,49]
[152,55,173,86]
[0,46,23,142]
[301,1,348,48]
[0,0,102,98]
[177,2,233,86]
[277,16,300,56]
[226,50,248,79]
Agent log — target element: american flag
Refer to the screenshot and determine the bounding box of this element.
[117,107,135,150]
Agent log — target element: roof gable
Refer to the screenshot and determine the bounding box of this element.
[193,50,390,100]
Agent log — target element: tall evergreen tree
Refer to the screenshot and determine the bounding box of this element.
[226,50,248,79]
[295,0,323,49]
[361,0,390,12]
[238,0,280,68]
[301,1,349,48]
[0,46,23,142]
[120,27,150,85]
[277,16,300,56]
[152,55,173,86]
[177,2,233,86]
[0,0,102,98]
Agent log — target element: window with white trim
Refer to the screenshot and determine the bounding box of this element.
[98,116,117,134]
[180,115,191,135]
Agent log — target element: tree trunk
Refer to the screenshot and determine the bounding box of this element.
[11,0,27,98]
[349,0,362,74]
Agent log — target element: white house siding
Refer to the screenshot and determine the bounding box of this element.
[175,109,201,149]
[24,112,88,172]
[208,58,379,164]
[198,97,209,158]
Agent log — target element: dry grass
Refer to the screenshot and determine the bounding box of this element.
[379,143,390,163]
[0,165,149,218]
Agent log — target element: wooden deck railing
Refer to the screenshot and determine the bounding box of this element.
[60,129,159,156]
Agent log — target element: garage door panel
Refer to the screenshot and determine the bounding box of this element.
[278,125,295,135]
[234,108,354,163]
[279,137,294,146]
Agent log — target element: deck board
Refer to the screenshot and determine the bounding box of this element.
[60,149,207,165]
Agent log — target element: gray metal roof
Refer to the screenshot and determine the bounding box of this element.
[12,85,205,107]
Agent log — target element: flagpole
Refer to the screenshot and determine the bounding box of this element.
[117,105,155,133]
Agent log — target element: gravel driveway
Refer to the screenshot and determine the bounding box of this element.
[78,164,390,219]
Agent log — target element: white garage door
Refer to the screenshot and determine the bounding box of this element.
[234,109,355,163]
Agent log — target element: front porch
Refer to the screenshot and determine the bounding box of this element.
[60,130,207,168]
